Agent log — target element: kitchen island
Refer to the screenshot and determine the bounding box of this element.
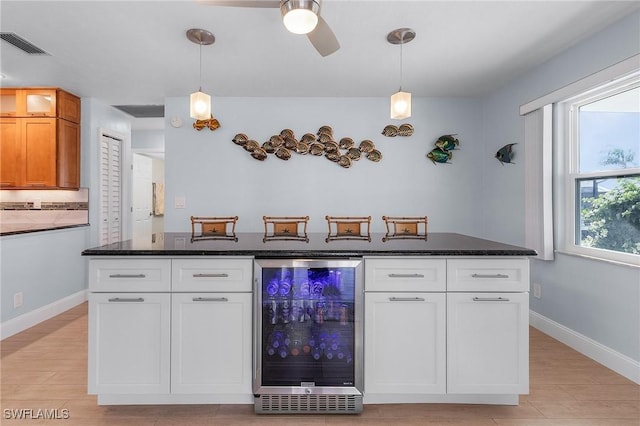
[83,232,535,408]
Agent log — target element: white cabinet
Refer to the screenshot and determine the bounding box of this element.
[172,258,252,292]
[365,258,446,292]
[171,292,252,394]
[88,292,170,395]
[364,292,446,394]
[447,258,529,292]
[447,292,529,394]
[88,257,253,404]
[363,256,529,403]
[89,258,171,292]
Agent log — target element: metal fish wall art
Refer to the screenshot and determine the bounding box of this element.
[193,116,221,131]
[496,143,517,165]
[435,134,459,151]
[427,147,452,164]
[382,123,414,137]
[231,125,383,168]
[427,134,459,165]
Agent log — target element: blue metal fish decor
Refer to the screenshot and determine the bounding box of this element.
[496,143,517,165]
[426,134,459,164]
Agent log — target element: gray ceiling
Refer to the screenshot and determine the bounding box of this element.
[1,1,639,109]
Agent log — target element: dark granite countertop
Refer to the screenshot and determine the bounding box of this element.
[82,232,536,258]
[1,223,89,237]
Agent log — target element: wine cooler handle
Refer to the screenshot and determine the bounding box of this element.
[472,297,510,302]
[471,273,509,279]
[192,297,229,302]
[388,273,425,278]
[109,274,146,278]
[108,297,145,302]
[389,297,426,302]
[192,273,229,278]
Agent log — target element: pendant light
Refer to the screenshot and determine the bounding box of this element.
[387,28,415,120]
[187,28,215,120]
[281,0,320,35]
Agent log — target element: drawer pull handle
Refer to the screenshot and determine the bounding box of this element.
[471,273,509,279]
[388,273,425,278]
[389,297,426,302]
[472,297,510,302]
[192,273,229,278]
[109,274,146,279]
[108,297,145,303]
[192,297,229,302]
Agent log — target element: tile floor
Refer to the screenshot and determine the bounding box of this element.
[1,303,638,425]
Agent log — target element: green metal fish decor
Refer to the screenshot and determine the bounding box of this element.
[435,134,460,151]
[427,147,452,164]
[496,143,517,165]
[427,134,459,165]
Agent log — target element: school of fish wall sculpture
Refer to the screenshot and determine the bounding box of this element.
[427,134,459,164]
[232,125,382,168]
[193,115,220,131]
[382,123,414,137]
[496,143,517,165]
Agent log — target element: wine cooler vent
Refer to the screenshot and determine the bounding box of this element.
[255,394,362,414]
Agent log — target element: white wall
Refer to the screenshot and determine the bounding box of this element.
[164,96,483,233]
[479,11,640,362]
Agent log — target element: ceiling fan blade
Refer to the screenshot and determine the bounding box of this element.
[200,0,280,8]
[307,15,340,57]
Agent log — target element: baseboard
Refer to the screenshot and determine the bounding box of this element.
[530,310,640,384]
[0,290,88,340]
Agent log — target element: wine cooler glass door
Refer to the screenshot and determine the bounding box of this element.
[254,259,363,394]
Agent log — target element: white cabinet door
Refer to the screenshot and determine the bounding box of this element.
[88,293,170,394]
[364,292,446,394]
[447,292,529,394]
[171,292,252,394]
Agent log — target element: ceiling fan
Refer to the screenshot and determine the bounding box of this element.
[202,0,340,57]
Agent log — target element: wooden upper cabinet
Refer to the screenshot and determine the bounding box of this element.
[0,117,22,187]
[23,118,57,187]
[0,87,81,189]
[56,90,81,123]
[0,88,80,123]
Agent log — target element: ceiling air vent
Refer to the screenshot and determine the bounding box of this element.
[113,105,165,118]
[0,32,50,55]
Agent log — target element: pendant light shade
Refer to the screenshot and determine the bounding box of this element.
[187,28,215,120]
[390,90,411,120]
[281,0,320,34]
[190,90,211,120]
[387,28,415,120]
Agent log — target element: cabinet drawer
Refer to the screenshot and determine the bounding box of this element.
[172,258,253,292]
[447,258,529,292]
[89,259,171,292]
[364,257,446,292]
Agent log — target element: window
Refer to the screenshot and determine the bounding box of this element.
[561,76,640,264]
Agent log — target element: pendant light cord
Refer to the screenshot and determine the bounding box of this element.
[399,35,404,91]
[198,42,203,92]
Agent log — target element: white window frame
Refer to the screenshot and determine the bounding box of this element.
[558,74,640,266]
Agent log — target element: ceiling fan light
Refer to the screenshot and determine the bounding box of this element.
[390,90,411,120]
[190,90,211,120]
[281,0,320,34]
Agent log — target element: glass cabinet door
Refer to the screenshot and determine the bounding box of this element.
[24,89,56,116]
[0,90,17,116]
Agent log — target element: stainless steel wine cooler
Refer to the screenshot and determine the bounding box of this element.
[253,258,364,414]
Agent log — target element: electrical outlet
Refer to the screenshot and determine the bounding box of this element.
[32,198,42,209]
[14,292,23,308]
[533,282,541,299]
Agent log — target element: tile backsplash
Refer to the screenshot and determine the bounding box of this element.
[0,188,89,234]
